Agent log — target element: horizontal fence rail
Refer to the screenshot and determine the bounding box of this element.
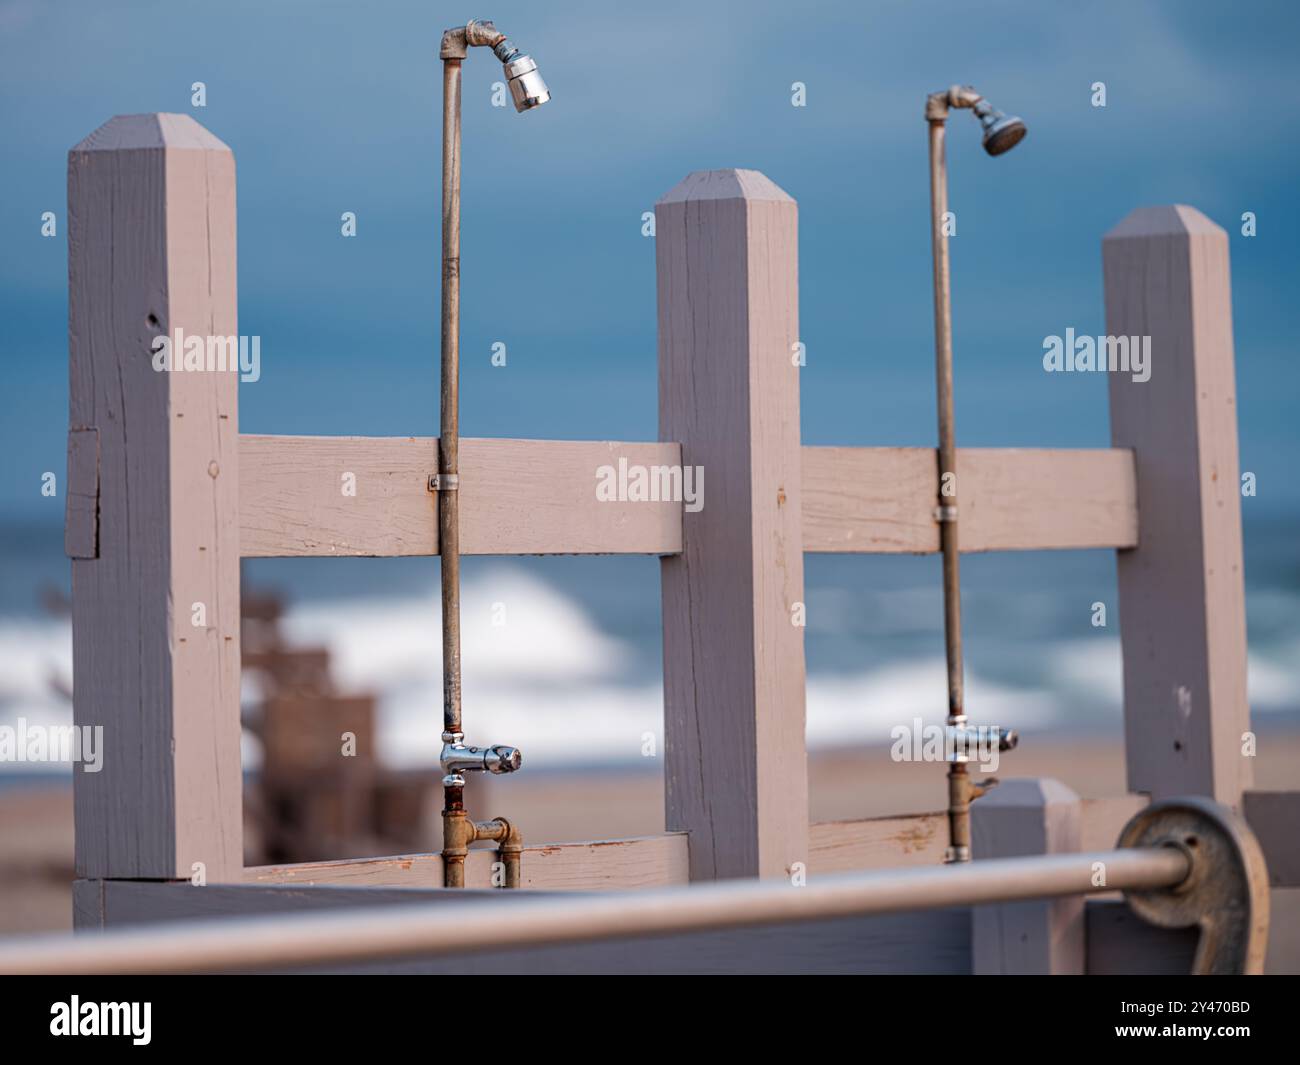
[245,833,690,891]
[234,796,1156,893]
[237,436,1138,558]
[5,848,1188,975]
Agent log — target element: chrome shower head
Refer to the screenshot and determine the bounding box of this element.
[493,39,549,112]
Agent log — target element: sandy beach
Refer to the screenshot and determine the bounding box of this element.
[5,732,1296,971]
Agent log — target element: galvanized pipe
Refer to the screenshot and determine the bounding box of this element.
[926,105,975,863]
[439,56,463,744]
[436,22,540,886]
[438,54,470,889]
[923,87,1027,864]
[0,848,1190,975]
[928,115,964,726]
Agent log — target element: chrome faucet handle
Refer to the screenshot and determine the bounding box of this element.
[944,724,1018,763]
[440,740,522,785]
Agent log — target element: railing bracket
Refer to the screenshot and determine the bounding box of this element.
[1117,796,1270,975]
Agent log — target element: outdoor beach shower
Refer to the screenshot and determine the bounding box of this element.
[434,19,549,888]
[924,86,1024,863]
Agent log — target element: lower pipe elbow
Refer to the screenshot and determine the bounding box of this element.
[480,816,522,889]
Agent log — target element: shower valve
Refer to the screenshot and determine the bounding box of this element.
[945,724,1018,764]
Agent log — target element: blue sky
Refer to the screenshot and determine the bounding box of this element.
[2,0,1298,517]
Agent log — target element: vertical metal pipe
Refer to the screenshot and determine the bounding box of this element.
[440,58,463,743]
[440,58,465,888]
[442,783,467,889]
[928,115,973,862]
[434,24,535,890]
[928,117,964,724]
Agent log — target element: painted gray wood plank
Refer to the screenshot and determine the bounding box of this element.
[239,436,683,557]
[71,879,104,931]
[803,446,1137,553]
[1104,206,1250,805]
[238,437,1138,558]
[246,832,690,890]
[1085,898,1198,974]
[656,170,808,881]
[327,910,970,975]
[971,779,1085,974]
[99,881,500,924]
[1243,791,1300,887]
[68,114,242,880]
[64,428,99,559]
[93,881,970,974]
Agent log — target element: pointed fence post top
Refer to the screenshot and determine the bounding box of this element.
[71,113,230,154]
[657,168,794,207]
[1104,204,1224,242]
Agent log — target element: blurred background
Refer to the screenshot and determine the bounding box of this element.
[1,0,1297,933]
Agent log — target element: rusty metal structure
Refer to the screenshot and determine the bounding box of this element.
[433,19,548,888]
[924,85,1026,863]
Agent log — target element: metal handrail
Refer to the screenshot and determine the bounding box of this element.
[0,847,1188,975]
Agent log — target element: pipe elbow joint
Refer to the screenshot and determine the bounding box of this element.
[498,817,523,853]
[927,85,984,121]
[440,18,505,59]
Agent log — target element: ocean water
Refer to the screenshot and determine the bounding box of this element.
[1,514,1296,777]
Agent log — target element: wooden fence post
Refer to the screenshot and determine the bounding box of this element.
[68,114,243,882]
[1103,206,1250,807]
[971,778,1085,974]
[656,170,808,881]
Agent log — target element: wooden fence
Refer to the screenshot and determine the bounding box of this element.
[64,113,1296,973]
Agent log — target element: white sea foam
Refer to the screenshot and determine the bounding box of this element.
[0,568,1296,775]
[1047,636,1299,713]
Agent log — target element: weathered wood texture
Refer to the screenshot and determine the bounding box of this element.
[240,438,1137,558]
[802,446,1137,552]
[1243,791,1300,887]
[64,428,99,558]
[74,880,503,930]
[1085,898,1199,974]
[246,833,690,891]
[1104,206,1250,806]
[811,797,1150,876]
[68,114,242,880]
[971,779,1085,974]
[810,812,949,870]
[71,879,104,931]
[1080,794,1149,852]
[240,435,683,557]
[656,170,808,880]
